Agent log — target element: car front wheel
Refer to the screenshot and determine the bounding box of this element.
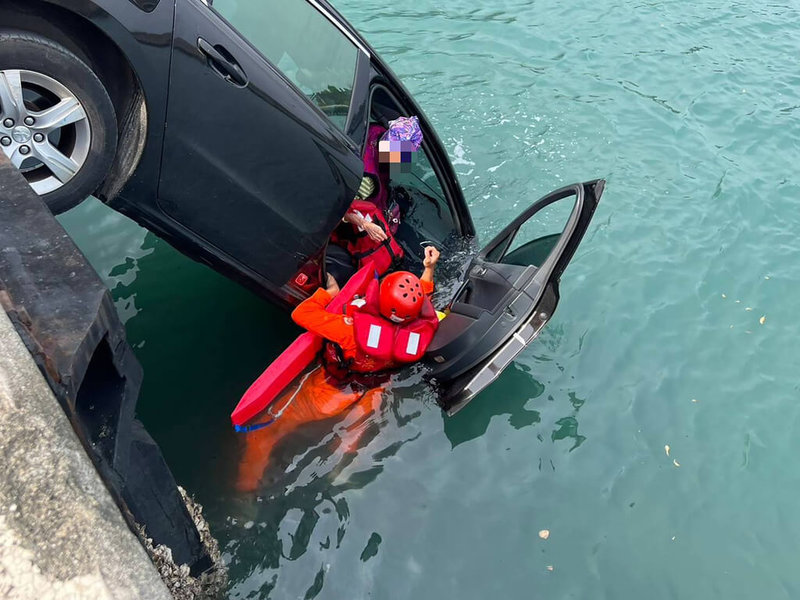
[0,30,118,214]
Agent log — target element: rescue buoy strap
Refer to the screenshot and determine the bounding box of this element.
[234,420,274,433]
[235,366,320,433]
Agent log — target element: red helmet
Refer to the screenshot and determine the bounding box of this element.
[379,271,424,323]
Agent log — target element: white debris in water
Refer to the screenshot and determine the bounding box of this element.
[243,521,254,530]
[450,139,475,166]
[407,556,423,575]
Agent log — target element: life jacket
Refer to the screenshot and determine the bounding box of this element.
[344,199,404,276]
[323,272,438,377]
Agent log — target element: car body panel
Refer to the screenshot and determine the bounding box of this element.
[41,0,173,207]
[127,0,161,12]
[159,0,365,284]
[28,0,474,305]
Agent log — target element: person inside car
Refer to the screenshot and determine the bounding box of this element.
[237,246,440,491]
[325,116,424,285]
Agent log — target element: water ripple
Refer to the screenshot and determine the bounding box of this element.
[55,0,800,597]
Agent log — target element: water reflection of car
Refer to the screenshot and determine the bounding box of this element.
[0,0,603,412]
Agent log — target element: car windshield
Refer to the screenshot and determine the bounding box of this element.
[213,0,359,130]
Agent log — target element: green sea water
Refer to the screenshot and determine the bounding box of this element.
[59,0,800,598]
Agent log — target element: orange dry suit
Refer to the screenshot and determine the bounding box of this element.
[236,277,436,492]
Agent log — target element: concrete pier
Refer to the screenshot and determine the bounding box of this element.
[0,307,172,599]
[0,152,224,597]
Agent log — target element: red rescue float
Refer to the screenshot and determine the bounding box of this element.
[231,264,374,428]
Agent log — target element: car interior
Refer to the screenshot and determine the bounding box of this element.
[367,86,461,266]
[291,84,466,295]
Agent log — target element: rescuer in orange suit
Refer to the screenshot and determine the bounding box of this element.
[237,247,440,491]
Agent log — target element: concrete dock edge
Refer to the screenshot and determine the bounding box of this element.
[0,307,172,600]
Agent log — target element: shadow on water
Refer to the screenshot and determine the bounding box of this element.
[103,230,303,497]
[442,345,588,454]
[442,362,545,447]
[221,372,432,599]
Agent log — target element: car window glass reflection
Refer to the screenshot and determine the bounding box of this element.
[212,0,358,130]
[387,144,458,241]
[389,145,446,205]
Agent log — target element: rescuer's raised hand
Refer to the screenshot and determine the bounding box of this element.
[421,246,439,285]
[423,246,440,268]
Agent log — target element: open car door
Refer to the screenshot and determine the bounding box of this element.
[426,180,604,414]
[159,0,368,289]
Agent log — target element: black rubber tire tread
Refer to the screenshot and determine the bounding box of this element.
[0,29,117,214]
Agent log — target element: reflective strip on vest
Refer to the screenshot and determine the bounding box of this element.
[405,332,420,356]
[367,324,382,349]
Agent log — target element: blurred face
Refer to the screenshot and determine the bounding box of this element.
[378,139,416,174]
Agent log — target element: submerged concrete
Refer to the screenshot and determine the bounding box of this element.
[0,307,172,600]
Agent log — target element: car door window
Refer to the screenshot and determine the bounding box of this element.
[485,190,578,267]
[212,0,359,130]
[390,145,457,238]
[390,146,446,205]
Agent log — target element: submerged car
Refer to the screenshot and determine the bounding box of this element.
[0,0,603,413]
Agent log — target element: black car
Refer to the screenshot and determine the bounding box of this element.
[0,0,603,413]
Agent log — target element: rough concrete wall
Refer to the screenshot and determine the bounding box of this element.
[0,308,172,600]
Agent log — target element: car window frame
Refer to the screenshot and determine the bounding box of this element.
[479,184,585,277]
[202,0,370,143]
[366,82,466,235]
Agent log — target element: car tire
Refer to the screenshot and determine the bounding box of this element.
[0,30,117,214]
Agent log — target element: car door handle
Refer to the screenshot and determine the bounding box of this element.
[197,38,248,87]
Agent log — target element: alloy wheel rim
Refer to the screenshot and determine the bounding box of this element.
[0,69,92,195]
